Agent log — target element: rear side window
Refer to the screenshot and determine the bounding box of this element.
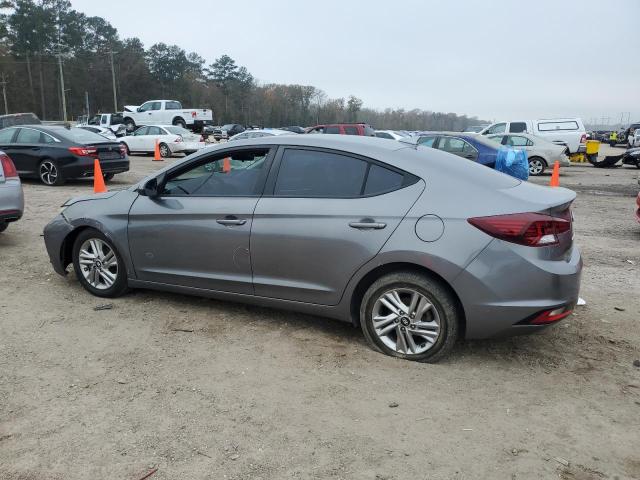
[166,101,182,110]
[509,122,527,133]
[15,128,43,144]
[325,126,340,134]
[344,126,359,135]
[364,164,404,195]
[0,128,16,143]
[274,149,367,197]
[537,121,579,131]
[506,136,531,147]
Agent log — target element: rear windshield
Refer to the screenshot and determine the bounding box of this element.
[165,126,192,135]
[0,113,41,129]
[61,128,112,144]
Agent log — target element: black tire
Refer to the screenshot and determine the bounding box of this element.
[173,117,186,129]
[528,156,546,176]
[39,159,65,186]
[124,118,136,132]
[72,228,129,298]
[103,173,115,182]
[360,272,459,363]
[635,161,640,169]
[159,142,171,158]
[0,222,7,233]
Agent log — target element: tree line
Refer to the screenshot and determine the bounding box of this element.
[0,0,486,130]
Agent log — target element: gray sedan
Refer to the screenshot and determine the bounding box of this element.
[43,136,582,362]
[488,133,570,176]
[0,150,24,233]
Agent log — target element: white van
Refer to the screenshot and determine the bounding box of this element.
[480,118,586,154]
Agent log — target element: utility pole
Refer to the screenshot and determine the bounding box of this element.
[85,91,90,118]
[58,54,67,122]
[0,73,8,114]
[110,50,118,112]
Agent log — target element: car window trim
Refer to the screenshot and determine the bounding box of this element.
[156,145,277,198]
[263,145,419,199]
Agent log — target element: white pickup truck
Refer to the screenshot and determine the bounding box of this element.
[480,118,587,154]
[123,100,213,133]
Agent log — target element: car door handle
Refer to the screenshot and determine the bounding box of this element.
[30,147,40,151]
[217,216,247,226]
[349,220,386,230]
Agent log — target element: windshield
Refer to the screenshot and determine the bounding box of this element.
[165,126,192,135]
[62,128,112,144]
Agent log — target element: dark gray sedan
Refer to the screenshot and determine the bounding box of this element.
[44,135,582,362]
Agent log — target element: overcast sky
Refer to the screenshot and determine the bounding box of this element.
[71,0,639,125]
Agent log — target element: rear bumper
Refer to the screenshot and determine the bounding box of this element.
[64,158,130,178]
[453,239,582,339]
[43,213,74,275]
[0,181,24,223]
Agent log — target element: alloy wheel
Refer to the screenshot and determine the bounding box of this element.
[529,159,544,175]
[159,144,170,157]
[371,288,441,355]
[78,238,119,290]
[40,161,58,185]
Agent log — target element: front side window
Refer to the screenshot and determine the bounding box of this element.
[138,102,154,112]
[486,123,506,135]
[15,128,43,144]
[162,149,269,197]
[344,126,359,135]
[509,122,527,133]
[308,127,324,134]
[274,149,367,197]
[0,128,17,143]
[325,126,341,134]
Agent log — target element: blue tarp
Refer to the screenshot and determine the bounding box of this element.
[495,147,529,181]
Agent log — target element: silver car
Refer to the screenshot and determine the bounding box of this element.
[43,136,582,362]
[0,150,24,233]
[487,133,571,176]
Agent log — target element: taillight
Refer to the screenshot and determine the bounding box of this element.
[0,153,18,178]
[199,135,204,142]
[119,144,127,156]
[468,209,572,247]
[529,305,573,325]
[69,146,98,157]
[580,134,587,143]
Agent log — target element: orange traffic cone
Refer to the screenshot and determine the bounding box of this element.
[549,160,560,187]
[153,140,162,161]
[93,159,107,193]
[223,157,231,173]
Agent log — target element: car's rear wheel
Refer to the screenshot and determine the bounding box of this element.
[39,159,65,186]
[173,117,186,129]
[528,157,546,176]
[72,229,128,298]
[0,222,7,233]
[124,118,136,132]
[159,142,171,158]
[360,272,459,362]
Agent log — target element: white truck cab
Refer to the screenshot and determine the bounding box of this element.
[480,118,586,154]
[123,100,213,133]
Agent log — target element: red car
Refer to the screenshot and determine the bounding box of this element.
[306,123,376,136]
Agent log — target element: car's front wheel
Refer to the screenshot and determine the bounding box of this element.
[72,229,128,298]
[360,272,459,362]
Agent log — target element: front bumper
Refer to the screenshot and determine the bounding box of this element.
[452,240,582,339]
[43,213,74,275]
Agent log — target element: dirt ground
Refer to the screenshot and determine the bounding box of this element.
[1,153,639,480]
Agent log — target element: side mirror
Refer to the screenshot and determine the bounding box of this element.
[137,107,142,112]
[140,175,163,198]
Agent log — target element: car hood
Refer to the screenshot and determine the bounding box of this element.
[123,105,139,112]
[62,190,122,207]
